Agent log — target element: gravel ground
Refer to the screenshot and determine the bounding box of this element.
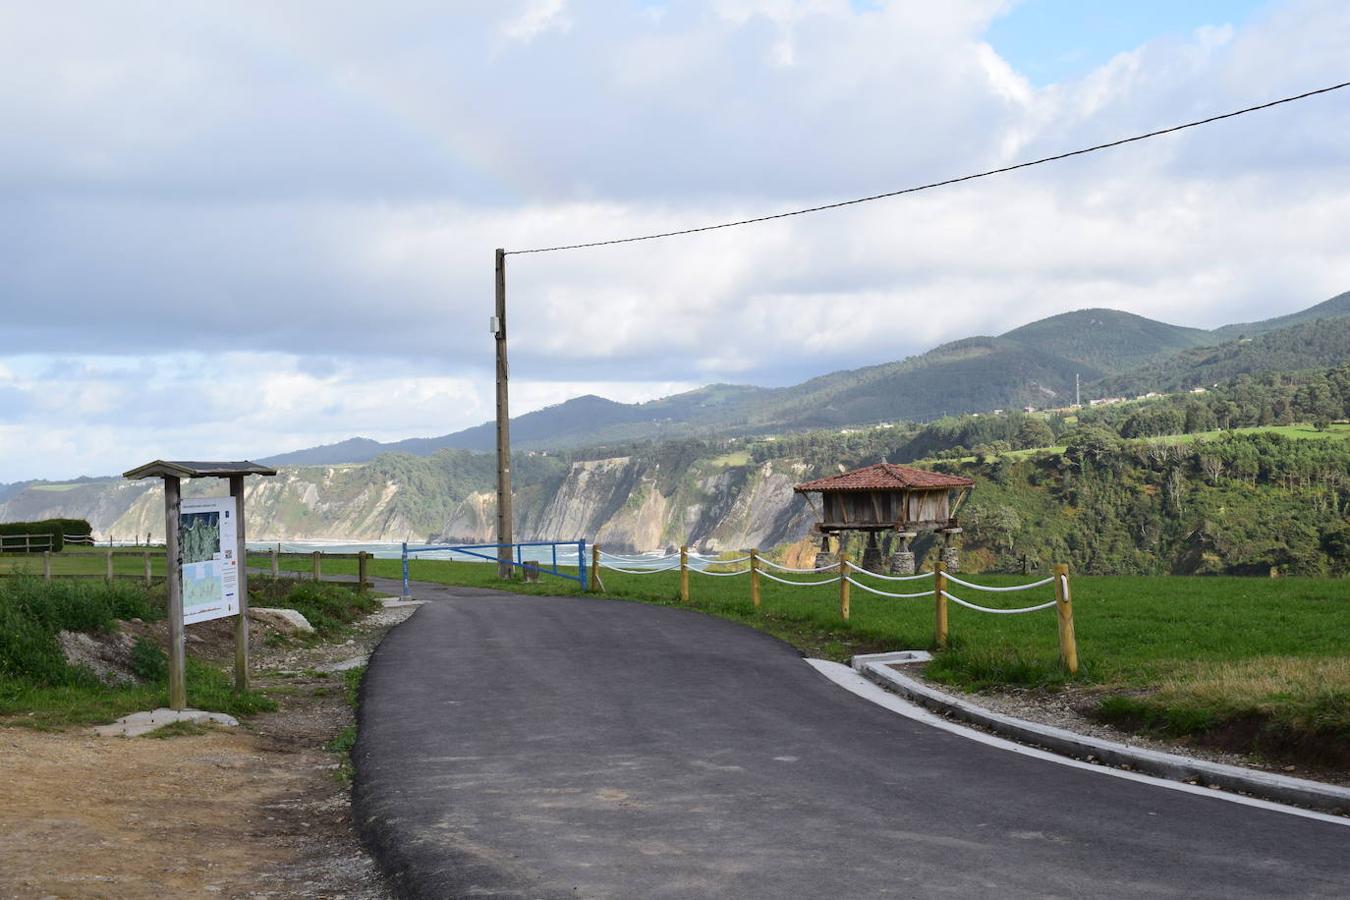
[0,596,419,899]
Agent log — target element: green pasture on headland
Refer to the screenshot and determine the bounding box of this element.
[940,421,1348,464]
[274,553,1349,767]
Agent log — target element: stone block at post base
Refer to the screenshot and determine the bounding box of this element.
[940,546,960,573]
[861,546,884,573]
[889,551,916,575]
[812,536,834,570]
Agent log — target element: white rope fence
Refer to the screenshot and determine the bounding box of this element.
[944,573,1055,592]
[759,557,840,574]
[940,591,1057,614]
[588,543,1080,675]
[759,569,841,587]
[599,560,682,575]
[844,575,933,599]
[847,566,933,582]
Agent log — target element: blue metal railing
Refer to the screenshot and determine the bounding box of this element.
[400,539,588,598]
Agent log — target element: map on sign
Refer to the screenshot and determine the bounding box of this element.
[180,497,239,625]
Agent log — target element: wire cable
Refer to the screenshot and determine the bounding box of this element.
[507,81,1350,255]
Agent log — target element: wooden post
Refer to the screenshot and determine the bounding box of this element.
[106,549,114,582]
[590,544,601,593]
[230,475,250,692]
[749,549,761,610]
[164,475,187,711]
[934,561,949,650]
[42,550,51,581]
[312,550,321,582]
[144,551,152,586]
[679,545,689,603]
[271,546,279,577]
[358,551,369,590]
[1054,563,1079,675]
[838,553,851,621]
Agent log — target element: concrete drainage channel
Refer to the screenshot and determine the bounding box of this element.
[850,650,1350,817]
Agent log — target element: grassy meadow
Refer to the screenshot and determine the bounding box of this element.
[0,572,376,728]
[274,552,1349,766]
[0,546,170,579]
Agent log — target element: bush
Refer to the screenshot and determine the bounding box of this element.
[271,581,380,638]
[0,577,163,686]
[0,520,66,553]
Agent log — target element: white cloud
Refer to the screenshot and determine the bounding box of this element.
[500,0,572,44]
[0,0,1347,480]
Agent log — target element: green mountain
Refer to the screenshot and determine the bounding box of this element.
[1096,316,1350,396]
[1000,308,1213,372]
[1210,290,1350,341]
[260,291,1350,464]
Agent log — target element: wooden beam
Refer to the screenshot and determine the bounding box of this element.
[164,475,186,711]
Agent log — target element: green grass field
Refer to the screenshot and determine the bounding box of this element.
[1144,422,1350,444]
[273,553,1348,765]
[0,547,169,579]
[941,421,1347,464]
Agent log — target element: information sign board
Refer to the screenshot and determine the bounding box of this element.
[179,496,240,625]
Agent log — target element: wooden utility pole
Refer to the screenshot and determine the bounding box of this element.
[164,475,187,711]
[230,475,249,692]
[494,247,514,579]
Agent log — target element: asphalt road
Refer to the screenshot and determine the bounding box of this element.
[352,584,1349,899]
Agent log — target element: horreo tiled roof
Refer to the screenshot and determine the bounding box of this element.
[794,463,973,493]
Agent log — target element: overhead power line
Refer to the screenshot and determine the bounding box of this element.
[506,80,1350,256]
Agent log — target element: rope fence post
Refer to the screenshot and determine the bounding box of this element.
[679,545,689,603]
[271,546,279,577]
[934,561,949,649]
[358,551,369,590]
[838,554,851,622]
[106,549,114,582]
[1054,563,1079,674]
[590,544,602,593]
[144,550,152,586]
[312,550,321,582]
[43,550,51,581]
[749,549,760,610]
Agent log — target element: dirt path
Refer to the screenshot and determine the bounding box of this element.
[0,603,417,899]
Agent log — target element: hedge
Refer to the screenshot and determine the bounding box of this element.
[0,519,93,553]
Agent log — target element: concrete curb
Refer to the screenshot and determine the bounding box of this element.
[852,651,1350,817]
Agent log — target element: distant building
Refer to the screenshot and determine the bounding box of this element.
[794,463,974,574]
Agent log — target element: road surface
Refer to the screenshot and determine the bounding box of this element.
[352,584,1348,898]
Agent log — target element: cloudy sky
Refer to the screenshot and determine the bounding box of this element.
[2,0,1348,481]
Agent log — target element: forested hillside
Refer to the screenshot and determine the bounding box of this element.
[260,291,1350,464]
[10,366,1347,576]
[1094,317,1350,396]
